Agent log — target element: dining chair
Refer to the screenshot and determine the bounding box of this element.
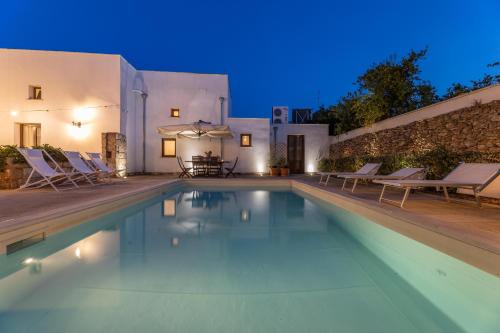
[225,157,239,178]
[208,156,221,176]
[177,157,192,178]
[192,155,205,176]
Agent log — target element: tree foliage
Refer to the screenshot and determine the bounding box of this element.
[443,72,500,99]
[310,50,499,136]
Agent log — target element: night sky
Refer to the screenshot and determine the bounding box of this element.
[1,0,499,118]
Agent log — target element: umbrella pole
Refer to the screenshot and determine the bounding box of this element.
[220,138,224,160]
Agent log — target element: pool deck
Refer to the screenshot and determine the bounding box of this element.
[0,174,499,274]
[296,176,500,254]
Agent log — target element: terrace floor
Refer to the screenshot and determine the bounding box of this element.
[0,174,499,256]
[296,176,500,255]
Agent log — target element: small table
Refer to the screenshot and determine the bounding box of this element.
[185,159,230,177]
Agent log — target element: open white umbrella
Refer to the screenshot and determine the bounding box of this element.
[157,120,233,139]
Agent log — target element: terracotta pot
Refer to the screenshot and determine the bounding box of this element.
[280,168,290,177]
[270,167,280,176]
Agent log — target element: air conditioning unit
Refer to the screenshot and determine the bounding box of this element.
[272,106,288,124]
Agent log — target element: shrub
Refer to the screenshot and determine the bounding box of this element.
[317,157,335,172]
[33,144,67,163]
[318,146,500,179]
[0,144,67,171]
[0,145,26,171]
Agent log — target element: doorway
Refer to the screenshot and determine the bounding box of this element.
[287,135,304,174]
[19,123,41,147]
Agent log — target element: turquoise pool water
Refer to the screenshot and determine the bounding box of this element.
[0,187,499,332]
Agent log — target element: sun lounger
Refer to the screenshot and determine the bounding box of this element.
[17,148,79,192]
[339,167,426,192]
[86,152,125,179]
[318,163,382,186]
[374,163,500,208]
[63,151,99,185]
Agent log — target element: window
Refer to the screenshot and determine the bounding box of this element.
[162,138,176,157]
[19,123,41,147]
[240,134,252,147]
[28,86,42,100]
[171,108,180,117]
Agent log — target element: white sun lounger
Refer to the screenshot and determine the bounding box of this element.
[338,167,426,192]
[374,163,500,208]
[17,148,79,192]
[318,163,382,186]
[63,151,99,185]
[86,152,125,179]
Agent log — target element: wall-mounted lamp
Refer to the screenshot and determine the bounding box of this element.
[72,121,82,128]
[10,110,18,117]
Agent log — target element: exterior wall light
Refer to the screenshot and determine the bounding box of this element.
[72,121,82,128]
[307,163,315,174]
[10,110,18,117]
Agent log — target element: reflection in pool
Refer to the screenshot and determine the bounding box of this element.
[0,189,499,333]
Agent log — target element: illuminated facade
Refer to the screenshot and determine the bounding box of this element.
[0,48,328,174]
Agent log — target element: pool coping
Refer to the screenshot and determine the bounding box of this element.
[0,178,498,277]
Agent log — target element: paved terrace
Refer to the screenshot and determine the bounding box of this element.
[0,174,499,255]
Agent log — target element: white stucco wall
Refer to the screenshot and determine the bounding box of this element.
[0,49,272,175]
[119,58,145,173]
[273,124,330,173]
[141,70,271,174]
[224,118,270,174]
[141,70,230,173]
[0,49,121,154]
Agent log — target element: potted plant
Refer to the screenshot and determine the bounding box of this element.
[268,152,280,176]
[278,157,290,177]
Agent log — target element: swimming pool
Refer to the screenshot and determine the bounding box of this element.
[0,187,499,332]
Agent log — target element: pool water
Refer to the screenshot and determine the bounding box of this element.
[0,188,499,332]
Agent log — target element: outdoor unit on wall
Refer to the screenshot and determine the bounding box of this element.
[272,106,289,125]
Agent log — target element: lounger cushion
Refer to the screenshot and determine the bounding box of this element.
[444,163,500,184]
[65,151,96,174]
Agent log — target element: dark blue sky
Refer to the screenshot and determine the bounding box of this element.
[1,0,499,118]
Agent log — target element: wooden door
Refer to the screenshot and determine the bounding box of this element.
[287,135,304,173]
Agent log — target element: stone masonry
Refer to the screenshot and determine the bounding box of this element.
[330,100,500,158]
[102,132,127,176]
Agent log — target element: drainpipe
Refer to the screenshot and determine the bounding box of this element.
[132,89,148,174]
[219,96,225,159]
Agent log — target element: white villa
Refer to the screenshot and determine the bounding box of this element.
[0,49,329,175]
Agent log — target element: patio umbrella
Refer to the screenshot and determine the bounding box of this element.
[157,120,233,139]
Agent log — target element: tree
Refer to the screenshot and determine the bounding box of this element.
[442,62,499,99]
[310,105,338,135]
[442,82,470,99]
[355,48,437,122]
[310,48,437,134]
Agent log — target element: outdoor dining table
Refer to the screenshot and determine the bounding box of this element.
[184,159,230,177]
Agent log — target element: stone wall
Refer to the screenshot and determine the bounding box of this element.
[0,159,72,189]
[102,132,127,176]
[330,100,500,158]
